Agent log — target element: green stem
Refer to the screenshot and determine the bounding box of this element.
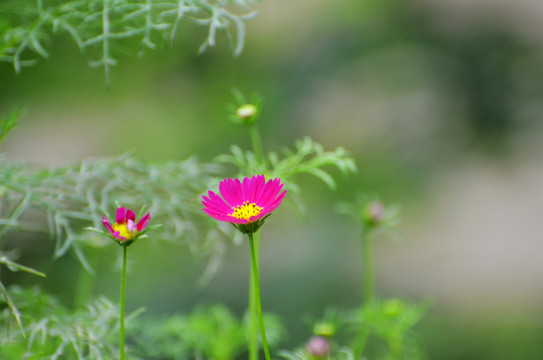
[120,246,127,360]
[353,327,370,360]
[362,226,375,304]
[389,333,403,359]
[353,225,374,359]
[248,232,260,360]
[248,232,271,360]
[249,124,264,166]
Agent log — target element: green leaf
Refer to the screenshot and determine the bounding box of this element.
[0,280,25,337]
[0,108,23,145]
[300,167,336,190]
[0,255,46,278]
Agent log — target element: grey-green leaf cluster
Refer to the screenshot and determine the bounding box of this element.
[0,154,229,273]
[0,286,131,360]
[216,136,357,216]
[133,304,285,360]
[0,0,257,82]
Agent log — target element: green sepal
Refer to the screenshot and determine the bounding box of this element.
[232,214,271,235]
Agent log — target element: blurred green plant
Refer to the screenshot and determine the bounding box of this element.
[0,0,257,83]
[0,252,45,337]
[220,89,357,360]
[280,299,427,360]
[0,155,226,271]
[337,194,401,303]
[0,152,236,326]
[134,304,285,360]
[216,137,357,217]
[0,286,144,360]
[88,205,159,360]
[279,347,356,360]
[347,299,429,360]
[0,108,23,146]
[335,194,429,359]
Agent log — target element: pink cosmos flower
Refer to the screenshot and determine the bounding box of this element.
[102,206,150,244]
[202,175,287,234]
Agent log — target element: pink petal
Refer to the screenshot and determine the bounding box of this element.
[103,217,123,240]
[127,219,136,232]
[229,178,243,206]
[102,216,115,235]
[259,179,283,207]
[242,176,253,203]
[202,192,232,214]
[253,175,266,204]
[126,209,136,222]
[257,179,275,206]
[116,207,126,224]
[202,176,286,227]
[203,208,232,222]
[251,175,262,203]
[136,212,150,231]
[227,216,250,224]
[219,178,238,206]
[260,189,287,217]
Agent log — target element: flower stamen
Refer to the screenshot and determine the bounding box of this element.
[229,201,263,220]
[112,223,135,240]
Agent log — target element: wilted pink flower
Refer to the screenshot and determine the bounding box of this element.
[202,175,287,234]
[102,206,150,244]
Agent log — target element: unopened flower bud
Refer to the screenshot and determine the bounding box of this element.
[236,104,258,122]
[306,336,331,358]
[383,298,404,318]
[364,201,385,225]
[313,322,335,337]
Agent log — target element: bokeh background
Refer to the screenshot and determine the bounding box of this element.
[2,0,543,358]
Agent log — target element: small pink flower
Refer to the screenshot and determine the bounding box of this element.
[202,175,287,234]
[102,206,150,244]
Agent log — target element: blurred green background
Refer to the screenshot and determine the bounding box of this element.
[2,0,543,358]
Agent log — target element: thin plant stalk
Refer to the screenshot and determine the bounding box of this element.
[353,323,370,360]
[361,226,375,304]
[120,245,128,360]
[248,120,264,360]
[353,225,375,359]
[249,123,264,166]
[248,232,271,360]
[248,232,260,360]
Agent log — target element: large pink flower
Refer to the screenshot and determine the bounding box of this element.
[202,175,287,233]
[102,206,150,245]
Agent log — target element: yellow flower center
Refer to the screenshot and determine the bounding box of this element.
[112,223,135,240]
[229,201,263,220]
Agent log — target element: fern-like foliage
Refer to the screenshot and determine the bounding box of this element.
[0,0,258,82]
[134,304,285,360]
[0,286,142,360]
[279,347,355,360]
[0,154,234,273]
[215,136,357,216]
[347,299,429,360]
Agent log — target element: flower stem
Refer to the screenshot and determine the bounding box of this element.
[361,226,375,304]
[248,232,260,360]
[248,232,271,360]
[249,124,264,166]
[353,225,374,359]
[247,122,265,360]
[120,245,127,360]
